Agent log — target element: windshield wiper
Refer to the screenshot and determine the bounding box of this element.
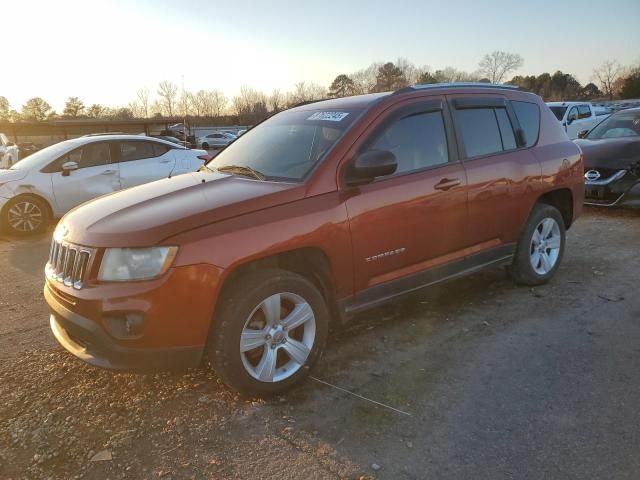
[216,164,266,181]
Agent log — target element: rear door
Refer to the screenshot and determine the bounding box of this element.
[49,141,121,212]
[449,95,541,250]
[116,140,176,189]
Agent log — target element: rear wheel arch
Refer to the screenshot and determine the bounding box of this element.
[535,188,574,229]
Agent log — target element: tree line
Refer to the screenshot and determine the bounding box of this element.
[1,52,639,125]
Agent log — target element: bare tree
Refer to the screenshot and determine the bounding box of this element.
[593,60,624,100]
[188,90,206,117]
[157,80,178,117]
[434,66,480,83]
[478,51,524,84]
[209,90,227,117]
[287,82,326,106]
[137,88,150,118]
[269,89,284,112]
[350,63,381,94]
[0,96,10,121]
[178,90,191,117]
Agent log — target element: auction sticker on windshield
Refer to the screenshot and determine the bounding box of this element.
[307,112,349,122]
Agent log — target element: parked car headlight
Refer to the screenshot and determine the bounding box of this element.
[98,247,178,282]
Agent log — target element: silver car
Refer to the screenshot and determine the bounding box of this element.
[198,132,236,150]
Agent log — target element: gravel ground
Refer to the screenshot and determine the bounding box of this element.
[0,207,639,479]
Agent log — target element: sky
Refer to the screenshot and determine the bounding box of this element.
[3,0,639,111]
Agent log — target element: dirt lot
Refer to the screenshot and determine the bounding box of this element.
[1,208,639,479]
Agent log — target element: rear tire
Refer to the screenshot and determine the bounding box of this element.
[508,203,565,286]
[206,268,329,397]
[2,196,50,236]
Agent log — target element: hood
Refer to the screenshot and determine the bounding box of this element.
[575,137,640,170]
[62,171,303,247]
[0,169,28,184]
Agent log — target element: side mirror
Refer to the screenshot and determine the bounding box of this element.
[61,161,79,176]
[346,150,397,186]
[577,130,589,139]
[6,142,15,147]
[567,117,575,125]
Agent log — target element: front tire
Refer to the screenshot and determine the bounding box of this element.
[201,142,209,150]
[207,269,329,397]
[2,196,50,236]
[508,203,566,286]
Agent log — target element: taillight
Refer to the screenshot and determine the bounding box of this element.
[197,155,211,161]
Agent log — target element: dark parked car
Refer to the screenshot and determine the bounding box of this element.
[575,107,640,207]
[45,83,584,396]
[17,142,42,159]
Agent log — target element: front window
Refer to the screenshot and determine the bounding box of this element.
[549,106,567,121]
[206,107,361,181]
[587,111,640,139]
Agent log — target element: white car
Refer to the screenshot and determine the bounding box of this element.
[0,135,209,235]
[197,132,236,150]
[0,133,19,169]
[546,102,610,139]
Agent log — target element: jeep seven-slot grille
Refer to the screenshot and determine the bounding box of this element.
[47,239,93,289]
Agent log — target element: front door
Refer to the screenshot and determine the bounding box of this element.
[50,141,121,213]
[343,98,468,299]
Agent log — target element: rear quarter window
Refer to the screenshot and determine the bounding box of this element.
[512,101,540,147]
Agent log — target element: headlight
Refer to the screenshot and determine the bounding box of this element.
[98,247,178,282]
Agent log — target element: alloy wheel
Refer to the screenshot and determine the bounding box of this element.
[240,292,316,383]
[529,217,561,275]
[7,201,43,233]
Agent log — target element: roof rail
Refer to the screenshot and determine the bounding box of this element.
[394,82,529,95]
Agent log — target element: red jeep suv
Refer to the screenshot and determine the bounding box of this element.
[45,83,584,396]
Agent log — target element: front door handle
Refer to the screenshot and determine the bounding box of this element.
[434,178,461,191]
[101,169,117,175]
[159,159,172,163]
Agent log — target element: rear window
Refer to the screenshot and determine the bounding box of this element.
[455,108,509,158]
[120,141,156,162]
[512,101,540,147]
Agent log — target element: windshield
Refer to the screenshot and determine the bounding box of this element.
[549,106,567,121]
[206,107,361,181]
[9,141,74,170]
[587,110,640,139]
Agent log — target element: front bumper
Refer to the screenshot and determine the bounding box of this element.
[46,283,204,371]
[584,169,640,207]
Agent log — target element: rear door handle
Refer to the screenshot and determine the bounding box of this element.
[101,169,116,175]
[434,178,461,191]
[159,159,172,163]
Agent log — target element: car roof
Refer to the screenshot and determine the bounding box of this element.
[546,102,587,106]
[65,134,175,146]
[288,93,391,112]
[289,83,537,113]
